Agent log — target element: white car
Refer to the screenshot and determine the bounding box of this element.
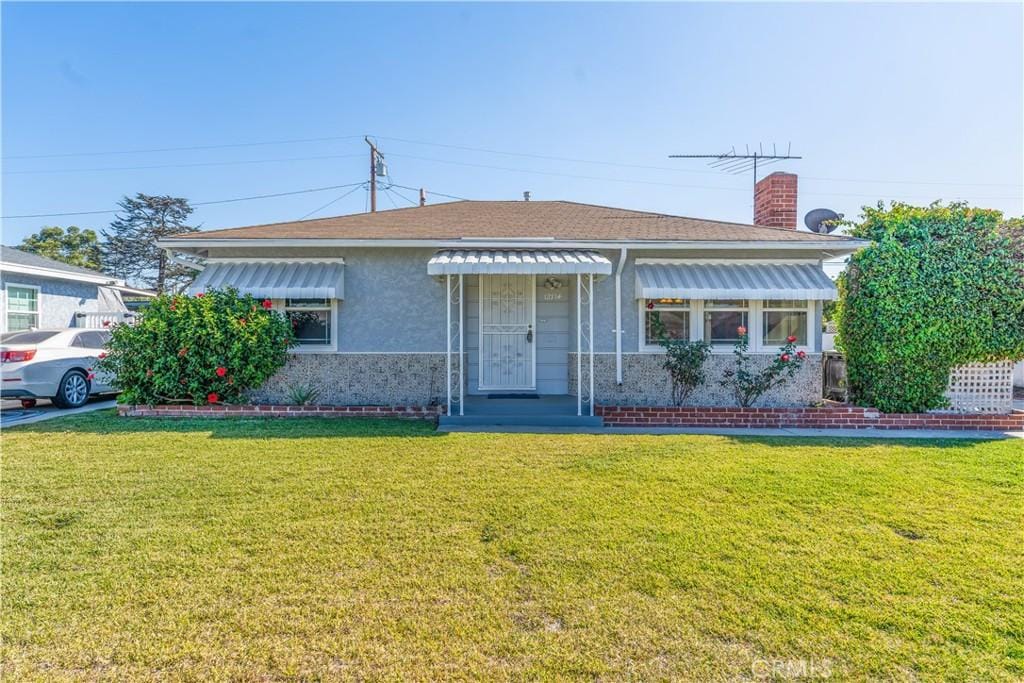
[0,329,114,409]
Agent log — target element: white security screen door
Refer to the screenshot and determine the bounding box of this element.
[479,275,535,390]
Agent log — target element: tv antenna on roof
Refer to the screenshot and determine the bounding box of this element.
[668,143,802,192]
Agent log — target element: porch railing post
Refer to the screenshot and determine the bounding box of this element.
[577,273,582,416]
[458,273,464,416]
[589,272,595,417]
[446,273,452,417]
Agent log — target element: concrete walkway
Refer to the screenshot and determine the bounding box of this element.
[439,424,1022,439]
[1,398,116,428]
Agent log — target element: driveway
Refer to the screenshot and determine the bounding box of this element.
[1,397,116,428]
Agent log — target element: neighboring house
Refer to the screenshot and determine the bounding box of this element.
[160,172,867,423]
[0,246,154,333]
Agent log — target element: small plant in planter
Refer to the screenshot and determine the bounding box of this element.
[286,383,321,406]
[719,326,807,407]
[649,310,712,406]
[99,288,294,406]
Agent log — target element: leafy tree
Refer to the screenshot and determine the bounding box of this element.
[102,193,199,293]
[837,202,1024,413]
[99,288,294,405]
[19,225,102,270]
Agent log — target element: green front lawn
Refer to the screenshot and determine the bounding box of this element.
[3,413,1021,680]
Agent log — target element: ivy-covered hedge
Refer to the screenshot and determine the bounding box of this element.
[99,288,294,406]
[837,202,1024,413]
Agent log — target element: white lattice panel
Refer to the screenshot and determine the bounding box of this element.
[943,362,1014,414]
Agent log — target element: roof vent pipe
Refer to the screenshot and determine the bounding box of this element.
[523,191,531,202]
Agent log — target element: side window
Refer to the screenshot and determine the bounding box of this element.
[284,299,333,346]
[5,285,39,331]
[83,332,107,348]
[72,332,107,349]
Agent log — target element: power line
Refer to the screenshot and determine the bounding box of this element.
[1,182,366,220]
[2,153,366,175]
[5,129,1017,188]
[385,185,420,206]
[382,186,401,211]
[388,183,469,201]
[299,184,367,220]
[2,134,365,160]
[377,135,1021,188]
[376,135,718,176]
[386,153,1022,201]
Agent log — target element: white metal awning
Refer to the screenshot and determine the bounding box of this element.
[635,262,838,300]
[189,261,345,299]
[427,249,612,275]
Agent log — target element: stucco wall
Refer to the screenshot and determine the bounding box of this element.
[199,246,833,406]
[0,274,101,331]
[202,247,446,353]
[337,248,446,352]
[199,246,831,357]
[569,352,824,407]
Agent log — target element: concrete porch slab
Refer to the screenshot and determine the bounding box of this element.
[440,394,603,427]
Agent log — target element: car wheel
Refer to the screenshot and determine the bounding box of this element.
[52,370,90,409]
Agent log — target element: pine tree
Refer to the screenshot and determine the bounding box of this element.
[102,193,199,293]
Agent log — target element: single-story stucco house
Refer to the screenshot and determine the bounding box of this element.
[0,246,154,334]
[161,172,868,425]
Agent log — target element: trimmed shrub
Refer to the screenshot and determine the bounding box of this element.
[649,310,711,405]
[99,288,294,405]
[719,326,807,407]
[837,203,1024,413]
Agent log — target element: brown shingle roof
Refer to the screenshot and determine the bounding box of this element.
[172,200,855,243]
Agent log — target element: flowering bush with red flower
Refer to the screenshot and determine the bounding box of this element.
[719,326,807,407]
[98,287,294,406]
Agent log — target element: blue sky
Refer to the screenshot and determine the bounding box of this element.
[2,2,1021,243]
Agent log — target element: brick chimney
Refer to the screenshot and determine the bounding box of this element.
[754,172,798,229]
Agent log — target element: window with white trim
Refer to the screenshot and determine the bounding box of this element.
[703,299,748,345]
[643,298,690,346]
[284,298,332,346]
[762,299,808,347]
[6,285,39,332]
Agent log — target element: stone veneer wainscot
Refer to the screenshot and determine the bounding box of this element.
[248,353,448,406]
[569,352,824,408]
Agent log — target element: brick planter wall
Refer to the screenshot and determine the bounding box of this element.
[118,404,444,420]
[595,405,1024,432]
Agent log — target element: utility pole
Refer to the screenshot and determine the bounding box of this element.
[419,188,426,207]
[365,137,378,212]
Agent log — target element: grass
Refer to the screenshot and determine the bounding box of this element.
[2,412,1022,681]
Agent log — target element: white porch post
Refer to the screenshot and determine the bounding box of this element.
[458,273,464,415]
[577,274,582,416]
[446,274,452,417]
[576,272,594,417]
[445,273,463,418]
[589,272,595,417]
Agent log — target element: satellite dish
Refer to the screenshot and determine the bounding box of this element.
[804,208,842,234]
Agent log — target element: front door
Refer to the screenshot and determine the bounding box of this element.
[479,275,535,390]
